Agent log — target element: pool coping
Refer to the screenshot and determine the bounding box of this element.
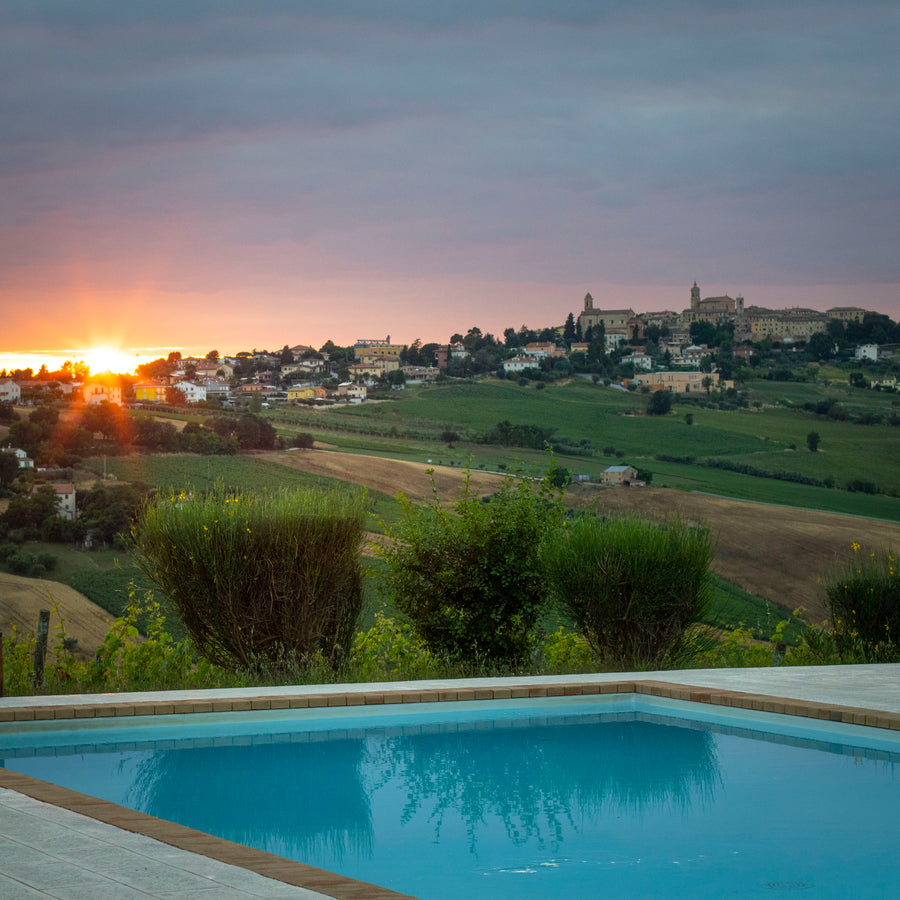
[2,676,899,899]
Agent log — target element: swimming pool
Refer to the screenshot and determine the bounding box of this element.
[2,693,898,899]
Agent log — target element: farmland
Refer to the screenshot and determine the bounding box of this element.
[4,373,900,651]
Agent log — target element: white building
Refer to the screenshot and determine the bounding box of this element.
[174,381,207,403]
[621,352,653,371]
[502,355,539,373]
[0,379,21,404]
[855,344,878,361]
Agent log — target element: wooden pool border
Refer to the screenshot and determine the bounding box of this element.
[2,679,899,899]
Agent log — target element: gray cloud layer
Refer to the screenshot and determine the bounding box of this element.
[2,1,898,304]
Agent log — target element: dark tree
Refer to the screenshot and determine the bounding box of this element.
[646,390,673,416]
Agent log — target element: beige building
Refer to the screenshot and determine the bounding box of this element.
[82,381,123,406]
[599,465,639,486]
[681,282,744,324]
[577,294,643,342]
[348,357,400,380]
[628,371,733,393]
[826,307,867,324]
[744,307,829,341]
[354,336,406,360]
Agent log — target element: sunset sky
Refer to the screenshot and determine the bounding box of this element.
[2,1,899,369]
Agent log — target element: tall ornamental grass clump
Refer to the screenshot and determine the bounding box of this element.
[133,484,367,671]
[825,544,899,662]
[541,515,714,670]
[375,466,564,663]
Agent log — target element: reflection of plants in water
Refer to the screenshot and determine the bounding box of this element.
[127,735,373,862]
[366,714,721,853]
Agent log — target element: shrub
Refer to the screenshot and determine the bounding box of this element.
[540,515,714,670]
[374,465,565,662]
[646,390,673,416]
[349,612,440,681]
[824,544,900,662]
[133,483,368,671]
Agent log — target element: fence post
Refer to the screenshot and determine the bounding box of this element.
[33,609,50,689]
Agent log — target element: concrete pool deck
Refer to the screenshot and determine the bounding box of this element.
[1,664,899,899]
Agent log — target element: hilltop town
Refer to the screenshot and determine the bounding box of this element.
[1,284,897,415]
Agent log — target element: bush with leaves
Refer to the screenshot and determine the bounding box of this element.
[541,515,714,670]
[375,464,565,663]
[824,544,900,662]
[133,483,367,671]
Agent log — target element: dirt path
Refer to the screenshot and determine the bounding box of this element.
[261,449,510,503]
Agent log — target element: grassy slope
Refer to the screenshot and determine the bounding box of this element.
[42,375,892,642]
[267,379,900,519]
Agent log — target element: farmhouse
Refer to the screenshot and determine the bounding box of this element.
[599,465,639,486]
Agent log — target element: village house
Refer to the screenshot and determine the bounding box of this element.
[174,381,206,404]
[523,342,566,360]
[4,447,34,469]
[34,483,77,521]
[401,366,440,383]
[0,379,22,404]
[134,381,168,403]
[287,385,326,401]
[201,378,231,401]
[502,355,540,373]
[855,344,878,361]
[82,380,123,406]
[620,351,653,371]
[337,382,366,403]
[349,357,400,380]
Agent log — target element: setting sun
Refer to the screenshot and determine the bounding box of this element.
[79,347,142,376]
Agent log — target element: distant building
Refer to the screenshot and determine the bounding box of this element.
[681,282,744,323]
[174,381,206,403]
[599,465,639,486]
[0,379,22,404]
[82,380,123,406]
[134,381,168,403]
[826,307,867,324]
[34,483,76,521]
[577,294,643,342]
[354,336,406,359]
[627,371,734,393]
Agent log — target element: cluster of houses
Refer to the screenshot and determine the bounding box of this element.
[1,284,893,411]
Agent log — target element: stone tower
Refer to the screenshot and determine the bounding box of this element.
[691,282,701,310]
[584,292,594,311]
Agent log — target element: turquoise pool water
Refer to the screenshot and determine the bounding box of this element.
[1,695,898,899]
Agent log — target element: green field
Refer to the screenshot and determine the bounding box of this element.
[80,454,406,532]
[262,379,900,519]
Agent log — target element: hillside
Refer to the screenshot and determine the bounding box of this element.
[0,572,114,660]
[263,449,900,624]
